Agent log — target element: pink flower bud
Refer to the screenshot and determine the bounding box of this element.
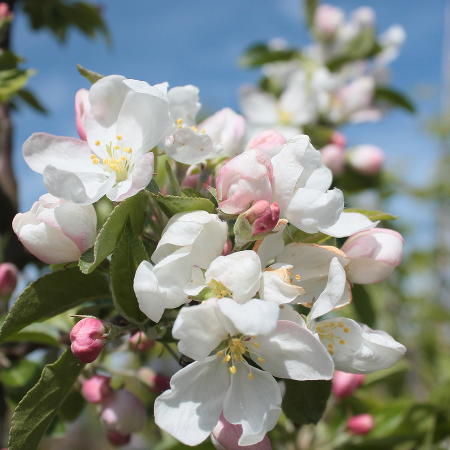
[101,390,146,434]
[330,131,346,149]
[181,172,212,190]
[0,263,17,296]
[347,414,374,435]
[0,3,11,19]
[216,149,274,215]
[332,371,365,399]
[314,4,344,36]
[222,239,233,256]
[341,228,404,284]
[149,372,171,394]
[74,89,90,141]
[106,430,131,447]
[348,145,385,175]
[129,331,154,352]
[70,318,106,363]
[321,144,345,176]
[81,375,112,404]
[212,414,272,450]
[247,130,286,158]
[244,200,280,236]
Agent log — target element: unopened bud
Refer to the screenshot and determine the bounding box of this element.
[245,200,280,236]
[81,375,112,404]
[330,131,346,149]
[101,389,146,435]
[222,239,233,256]
[332,371,365,399]
[106,430,131,447]
[0,263,18,297]
[321,144,345,176]
[347,414,374,435]
[70,318,106,363]
[348,145,384,176]
[247,130,286,158]
[149,372,171,394]
[212,414,272,450]
[129,331,154,352]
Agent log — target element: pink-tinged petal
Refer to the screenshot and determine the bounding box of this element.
[348,145,385,175]
[332,371,365,399]
[314,4,344,36]
[247,130,286,157]
[82,375,112,404]
[0,263,18,296]
[321,144,345,176]
[70,318,106,363]
[75,88,90,140]
[347,414,374,435]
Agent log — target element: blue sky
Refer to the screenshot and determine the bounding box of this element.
[11,0,445,245]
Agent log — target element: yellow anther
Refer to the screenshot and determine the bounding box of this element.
[200,128,206,134]
[257,357,265,364]
[123,147,132,153]
[190,126,198,132]
[176,118,184,127]
[91,158,99,165]
[229,366,237,375]
[338,322,344,328]
[223,354,231,363]
[95,140,101,146]
[216,350,224,357]
[120,156,127,161]
[343,328,349,333]
[327,343,334,350]
[251,341,260,349]
[295,274,301,281]
[247,372,254,380]
[114,145,120,150]
[339,339,346,345]
[329,350,334,355]
[116,135,123,140]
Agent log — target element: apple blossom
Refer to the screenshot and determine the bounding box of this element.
[199,107,246,158]
[347,414,374,435]
[0,263,17,296]
[129,331,154,352]
[330,131,346,149]
[212,414,272,450]
[314,4,344,37]
[321,144,346,175]
[216,148,274,215]
[23,75,171,204]
[341,228,404,284]
[101,389,146,434]
[134,211,227,322]
[244,200,280,236]
[246,129,287,159]
[155,299,333,446]
[70,318,106,363]
[12,193,97,264]
[82,375,112,404]
[332,371,365,399]
[348,145,385,175]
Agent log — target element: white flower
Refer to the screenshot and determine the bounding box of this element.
[155,299,333,446]
[271,135,376,237]
[23,75,171,204]
[12,194,97,264]
[134,211,228,322]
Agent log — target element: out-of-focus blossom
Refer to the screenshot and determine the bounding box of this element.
[149,372,171,394]
[332,370,365,399]
[70,318,106,363]
[314,4,344,37]
[348,145,385,175]
[330,131,346,149]
[347,414,374,435]
[74,88,90,140]
[82,375,112,404]
[12,194,97,264]
[129,331,154,352]
[321,144,345,175]
[212,414,272,450]
[0,263,18,296]
[106,430,131,447]
[341,228,404,284]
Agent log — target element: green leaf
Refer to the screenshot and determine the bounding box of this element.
[344,208,398,221]
[0,68,34,102]
[8,350,85,450]
[287,226,333,245]
[3,323,60,346]
[282,379,331,425]
[0,268,109,341]
[374,86,415,113]
[111,222,148,324]
[351,284,376,327]
[79,191,147,274]
[303,124,334,148]
[16,88,48,114]
[76,64,104,84]
[59,389,85,422]
[305,0,318,29]
[0,50,22,70]
[239,43,299,68]
[149,193,215,217]
[165,159,182,196]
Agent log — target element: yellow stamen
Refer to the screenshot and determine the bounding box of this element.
[229,366,237,375]
[247,372,254,380]
[116,135,123,140]
[95,140,101,146]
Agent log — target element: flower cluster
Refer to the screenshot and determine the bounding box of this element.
[12,61,405,446]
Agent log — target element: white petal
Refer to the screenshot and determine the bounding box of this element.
[254,320,334,380]
[223,362,281,446]
[133,261,165,323]
[319,212,377,238]
[173,300,228,361]
[218,298,279,336]
[43,165,114,205]
[155,357,230,446]
[254,219,287,267]
[168,85,201,126]
[310,257,346,320]
[107,152,154,202]
[278,304,307,326]
[23,133,97,174]
[286,187,344,233]
[206,251,262,302]
[164,127,214,164]
[260,265,304,304]
[240,87,278,125]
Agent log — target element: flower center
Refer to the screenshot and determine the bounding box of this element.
[315,321,350,355]
[277,108,292,126]
[207,279,232,299]
[90,135,133,182]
